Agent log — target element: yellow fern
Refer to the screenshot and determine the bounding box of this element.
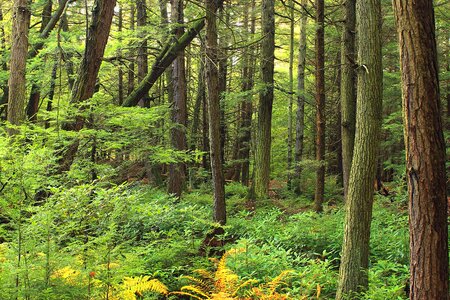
[118,275,168,300]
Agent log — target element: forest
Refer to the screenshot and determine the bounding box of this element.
[0,0,448,299]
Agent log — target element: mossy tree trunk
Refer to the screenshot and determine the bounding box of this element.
[205,0,226,225]
[293,0,307,194]
[168,0,188,198]
[7,0,31,135]
[393,1,449,298]
[340,0,356,199]
[313,0,325,212]
[336,0,382,297]
[253,0,275,199]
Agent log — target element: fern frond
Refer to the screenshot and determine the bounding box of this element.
[231,279,258,297]
[181,285,211,298]
[267,270,294,293]
[181,275,211,291]
[170,291,205,300]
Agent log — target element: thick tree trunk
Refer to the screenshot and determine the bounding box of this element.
[218,5,229,166]
[293,0,308,193]
[314,0,325,212]
[205,0,226,225]
[118,6,124,105]
[336,0,382,297]
[393,1,449,298]
[253,0,275,199]
[340,0,356,199]
[7,0,31,135]
[168,0,188,198]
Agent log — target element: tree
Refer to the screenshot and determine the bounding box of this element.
[340,0,356,199]
[136,0,149,106]
[336,0,382,297]
[205,0,226,225]
[393,1,449,298]
[293,0,308,194]
[314,0,325,212]
[252,0,275,199]
[286,0,295,189]
[168,0,188,198]
[7,0,31,135]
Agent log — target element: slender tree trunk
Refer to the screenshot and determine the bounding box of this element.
[45,61,58,129]
[393,1,449,298]
[205,0,226,225]
[191,59,205,150]
[253,0,275,199]
[136,0,150,107]
[27,0,53,122]
[239,0,256,187]
[218,4,228,165]
[336,0,382,297]
[294,1,307,194]
[202,86,210,172]
[287,0,295,190]
[340,0,356,199]
[168,0,188,198]
[118,6,124,105]
[60,6,75,91]
[58,0,116,172]
[7,0,31,135]
[0,8,8,118]
[127,5,135,96]
[314,0,325,212]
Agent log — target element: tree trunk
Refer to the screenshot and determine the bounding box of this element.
[136,0,149,107]
[253,0,275,199]
[27,0,54,122]
[58,0,116,172]
[239,0,256,187]
[336,0,382,297]
[117,6,124,105]
[205,0,226,225]
[45,61,58,129]
[393,1,449,298]
[314,0,325,212]
[7,0,31,135]
[340,0,356,199]
[127,5,135,96]
[286,0,295,190]
[168,0,188,198]
[191,58,205,150]
[293,0,307,194]
[0,8,8,118]
[218,5,228,166]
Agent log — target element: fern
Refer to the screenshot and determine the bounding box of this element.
[119,275,168,300]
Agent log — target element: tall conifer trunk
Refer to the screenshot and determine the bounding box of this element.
[336,0,382,297]
[314,0,325,212]
[7,0,31,135]
[393,1,449,298]
[168,0,188,198]
[253,0,275,199]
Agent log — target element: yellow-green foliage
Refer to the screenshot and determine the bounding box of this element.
[118,275,168,300]
[172,248,297,300]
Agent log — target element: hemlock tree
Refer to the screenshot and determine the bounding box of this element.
[340,0,356,199]
[205,0,226,225]
[252,0,275,199]
[168,0,188,198]
[393,1,449,298]
[314,0,325,212]
[7,0,31,135]
[336,0,382,297]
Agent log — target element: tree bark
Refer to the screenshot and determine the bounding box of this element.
[293,0,308,194]
[252,0,275,199]
[7,0,31,135]
[168,0,188,198]
[127,4,135,96]
[0,8,8,118]
[393,1,449,298]
[117,6,124,105]
[340,0,356,199]
[314,0,325,212]
[336,0,382,297]
[136,0,150,107]
[27,0,54,122]
[205,0,226,225]
[286,0,295,190]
